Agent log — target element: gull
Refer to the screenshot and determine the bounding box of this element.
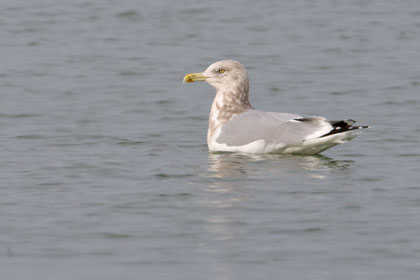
[183,60,368,154]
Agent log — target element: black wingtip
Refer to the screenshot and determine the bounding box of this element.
[321,120,369,137]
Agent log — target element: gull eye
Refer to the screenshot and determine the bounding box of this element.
[218,68,226,73]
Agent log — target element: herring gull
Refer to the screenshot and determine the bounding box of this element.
[183,60,368,154]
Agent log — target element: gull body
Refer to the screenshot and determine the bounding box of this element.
[183,60,368,155]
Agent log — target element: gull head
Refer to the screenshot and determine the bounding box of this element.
[183,60,249,92]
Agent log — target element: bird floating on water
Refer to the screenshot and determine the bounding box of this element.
[183,60,368,155]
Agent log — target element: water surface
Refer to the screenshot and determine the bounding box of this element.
[1,1,420,279]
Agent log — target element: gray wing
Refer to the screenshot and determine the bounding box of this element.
[216,110,333,146]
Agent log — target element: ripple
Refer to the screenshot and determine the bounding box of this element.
[411,81,420,87]
[37,182,63,187]
[26,41,40,46]
[103,233,132,239]
[360,176,383,182]
[157,192,192,197]
[188,116,207,121]
[0,113,42,118]
[116,140,147,146]
[115,10,143,22]
[154,99,175,105]
[153,173,194,179]
[330,91,350,95]
[14,27,39,33]
[303,227,325,233]
[15,134,46,139]
[397,153,420,157]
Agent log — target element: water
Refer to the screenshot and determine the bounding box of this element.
[1,0,420,279]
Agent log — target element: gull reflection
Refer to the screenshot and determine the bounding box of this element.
[202,152,353,211]
[198,152,353,278]
[207,152,352,180]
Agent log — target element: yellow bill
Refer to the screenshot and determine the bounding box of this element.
[183,72,208,83]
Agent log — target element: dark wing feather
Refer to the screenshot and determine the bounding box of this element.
[294,118,369,138]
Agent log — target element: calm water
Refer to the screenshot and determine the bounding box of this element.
[1,0,420,279]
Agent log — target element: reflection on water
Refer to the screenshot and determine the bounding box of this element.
[203,152,354,210]
[199,153,355,278]
[207,152,353,179]
[201,152,355,221]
